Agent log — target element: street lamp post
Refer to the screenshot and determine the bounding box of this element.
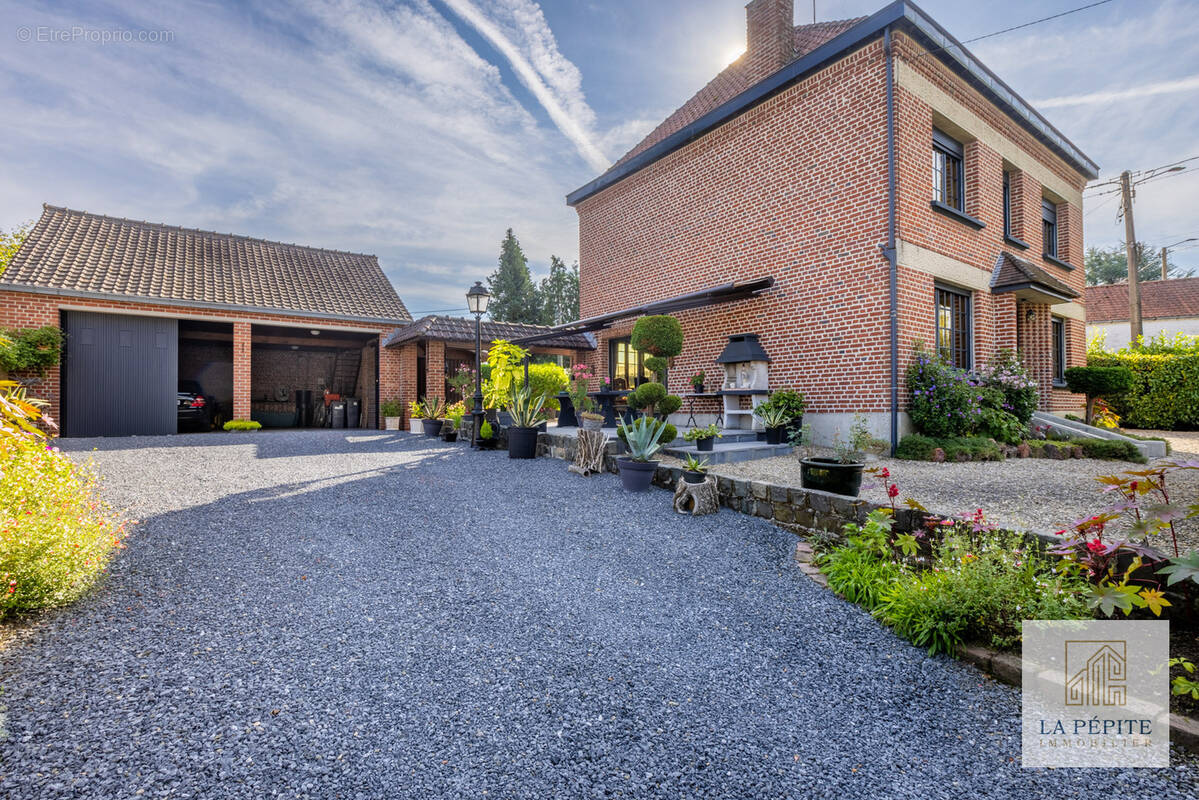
[466,281,491,448]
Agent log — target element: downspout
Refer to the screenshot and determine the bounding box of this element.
[883,26,900,455]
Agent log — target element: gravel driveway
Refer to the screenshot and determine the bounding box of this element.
[2,430,1197,797]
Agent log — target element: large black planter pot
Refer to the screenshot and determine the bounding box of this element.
[765,425,786,445]
[617,458,658,492]
[683,470,706,485]
[507,426,539,459]
[695,436,715,452]
[756,430,767,442]
[421,418,442,437]
[692,383,704,394]
[800,457,865,498]
[556,393,578,427]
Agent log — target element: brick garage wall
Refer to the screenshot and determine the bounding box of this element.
[179,340,233,411]
[0,289,404,429]
[248,348,339,403]
[576,41,892,436]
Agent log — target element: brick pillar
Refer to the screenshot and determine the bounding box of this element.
[426,340,446,403]
[398,343,418,425]
[1017,303,1054,409]
[994,293,1018,354]
[965,141,1001,227]
[1057,201,1081,267]
[233,321,252,421]
[1011,170,1041,251]
[379,339,403,430]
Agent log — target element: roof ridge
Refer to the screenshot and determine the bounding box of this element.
[41,203,379,260]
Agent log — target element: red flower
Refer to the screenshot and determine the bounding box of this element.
[887,483,899,499]
[1086,539,1105,554]
[879,467,890,479]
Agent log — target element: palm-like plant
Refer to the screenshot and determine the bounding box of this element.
[754,402,789,428]
[507,383,546,428]
[682,454,710,473]
[421,396,444,420]
[622,415,667,462]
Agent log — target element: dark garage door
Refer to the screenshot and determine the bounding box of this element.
[63,311,178,437]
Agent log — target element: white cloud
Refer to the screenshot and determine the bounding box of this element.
[1033,74,1199,109]
[439,0,610,172]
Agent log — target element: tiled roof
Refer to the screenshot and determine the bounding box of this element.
[383,315,596,350]
[1086,277,1199,323]
[1,204,411,322]
[990,251,1080,300]
[611,18,864,169]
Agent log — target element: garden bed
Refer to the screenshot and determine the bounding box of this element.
[712,452,1199,554]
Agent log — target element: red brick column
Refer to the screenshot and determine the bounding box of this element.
[1017,303,1054,409]
[232,321,252,421]
[397,343,418,425]
[994,293,1018,354]
[1058,201,1082,267]
[426,340,446,404]
[378,338,403,430]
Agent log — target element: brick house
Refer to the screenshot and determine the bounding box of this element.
[0,204,411,436]
[1086,278,1199,350]
[565,0,1095,445]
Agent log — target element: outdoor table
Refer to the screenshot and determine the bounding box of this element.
[588,389,627,428]
[556,392,577,427]
[682,392,723,428]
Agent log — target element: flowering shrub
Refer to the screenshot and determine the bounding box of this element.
[0,434,126,617]
[568,363,595,414]
[447,364,476,402]
[906,348,979,438]
[980,349,1038,424]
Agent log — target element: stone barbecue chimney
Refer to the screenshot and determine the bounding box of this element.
[745,0,794,82]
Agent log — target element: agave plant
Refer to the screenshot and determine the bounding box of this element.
[754,402,790,428]
[421,396,444,420]
[622,415,668,462]
[507,383,547,428]
[682,454,710,473]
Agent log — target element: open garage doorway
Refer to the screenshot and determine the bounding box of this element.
[250,324,378,430]
[178,320,233,432]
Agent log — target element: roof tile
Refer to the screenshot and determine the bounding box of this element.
[384,315,594,351]
[1086,277,1199,323]
[2,205,411,322]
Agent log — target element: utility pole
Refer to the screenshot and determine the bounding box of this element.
[1162,247,1169,281]
[1121,170,1142,346]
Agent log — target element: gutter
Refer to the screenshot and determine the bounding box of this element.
[884,26,900,455]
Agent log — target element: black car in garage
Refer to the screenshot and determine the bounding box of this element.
[177,380,223,431]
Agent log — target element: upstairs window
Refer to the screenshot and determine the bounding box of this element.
[1052,318,1066,385]
[932,129,964,211]
[935,285,972,370]
[1042,199,1059,259]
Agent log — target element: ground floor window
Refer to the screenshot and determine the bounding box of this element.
[1052,317,1066,386]
[608,337,652,389]
[935,285,972,370]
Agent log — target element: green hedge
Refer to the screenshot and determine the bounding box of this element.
[1088,351,1199,430]
[895,434,1002,461]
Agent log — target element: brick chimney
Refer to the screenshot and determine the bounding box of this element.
[745,0,794,81]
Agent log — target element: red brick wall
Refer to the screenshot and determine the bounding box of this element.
[0,289,405,430]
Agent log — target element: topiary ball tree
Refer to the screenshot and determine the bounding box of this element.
[630,315,683,358]
[1064,365,1134,426]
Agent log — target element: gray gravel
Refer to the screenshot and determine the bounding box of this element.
[1,429,1197,798]
[715,452,1199,553]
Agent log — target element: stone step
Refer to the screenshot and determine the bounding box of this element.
[664,441,793,464]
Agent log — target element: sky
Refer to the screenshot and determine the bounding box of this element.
[1,0,1197,315]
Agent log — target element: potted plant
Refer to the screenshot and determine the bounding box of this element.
[766,389,806,440]
[442,402,465,442]
[683,423,721,452]
[754,402,791,445]
[408,400,424,434]
[381,399,403,431]
[615,415,668,492]
[689,370,706,394]
[681,454,710,484]
[563,363,595,428]
[477,420,498,450]
[580,411,605,432]
[506,383,545,459]
[420,397,444,437]
[799,415,870,497]
[447,364,476,405]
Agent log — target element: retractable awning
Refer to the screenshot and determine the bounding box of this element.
[511,277,775,346]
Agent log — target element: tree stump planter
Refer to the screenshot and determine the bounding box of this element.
[568,429,609,476]
[674,477,718,515]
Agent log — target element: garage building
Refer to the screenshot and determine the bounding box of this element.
[0,204,411,436]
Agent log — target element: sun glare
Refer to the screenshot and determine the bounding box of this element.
[721,45,745,67]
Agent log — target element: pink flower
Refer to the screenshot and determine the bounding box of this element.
[1086,539,1105,554]
[879,467,890,479]
[887,483,899,499]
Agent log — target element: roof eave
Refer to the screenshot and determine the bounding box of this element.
[567,0,1098,206]
[991,282,1078,304]
[0,282,411,327]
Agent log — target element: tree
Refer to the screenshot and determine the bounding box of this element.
[1064,365,1133,425]
[486,229,542,324]
[538,256,579,326]
[0,221,33,276]
[1085,241,1192,286]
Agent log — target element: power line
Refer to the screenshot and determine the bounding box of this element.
[917,0,1116,60]
[1087,155,1199,189]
